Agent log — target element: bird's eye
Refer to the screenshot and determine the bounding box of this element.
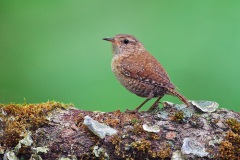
[123,39,129,44]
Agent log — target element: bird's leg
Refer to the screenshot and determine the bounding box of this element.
[126,98,150,114]
[147,96,163,112]
[134,98,150,112]
[126,92,154,113]
[134,91,156,112]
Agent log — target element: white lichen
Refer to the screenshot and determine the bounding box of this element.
[3,151,18,160]
[1,108,7,116]
[93,145,109,159]
[190,100,219,113]
[83,116,117,139]
[0,147,4,154]
[58,156,77,160]
[171,150,186,160]
[58,158,71,160]
[181,138,208,157]
[29,154,43,160]
[19,132,33,146]
[14,131,33,154]
[163,101,194,119]
[142,124,160,133]
[208,137,223,146]
[34,146,49,153]
[157,110,169,119]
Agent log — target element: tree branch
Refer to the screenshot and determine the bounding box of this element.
[0,101,239,160]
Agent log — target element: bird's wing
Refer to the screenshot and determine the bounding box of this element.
[121,51,175,89]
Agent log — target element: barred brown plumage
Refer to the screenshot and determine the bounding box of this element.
[103,34,189,112]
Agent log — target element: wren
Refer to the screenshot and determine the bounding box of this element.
[103,34,189,112]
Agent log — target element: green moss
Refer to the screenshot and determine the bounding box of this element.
[0,101,68,147]
[217,118,240,159]
[110,135,122,156]
[130,118,141,125]
[133,123,144,135]
[131,139,151,153]
[226,118,240,134]
[131,140,171,159]
[150,143,171,159]
[217,131,240,160]
[170,111,184,122]
[148,132,160,140]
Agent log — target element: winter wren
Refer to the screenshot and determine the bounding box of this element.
[103,34,189,112]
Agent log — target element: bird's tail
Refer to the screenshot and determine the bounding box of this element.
[167,88,189,106]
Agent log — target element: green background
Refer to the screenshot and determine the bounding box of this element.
[0,1,239,112]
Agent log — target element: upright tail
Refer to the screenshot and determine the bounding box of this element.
[166,88,189,106]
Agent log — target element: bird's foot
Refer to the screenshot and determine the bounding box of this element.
[147,102,161,113]
[125,108,140,114]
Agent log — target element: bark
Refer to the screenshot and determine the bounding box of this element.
[0,101,239,160]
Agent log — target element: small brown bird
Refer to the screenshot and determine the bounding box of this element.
[103,34,189,112]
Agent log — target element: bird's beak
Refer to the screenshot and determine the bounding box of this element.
[103,37,114,42]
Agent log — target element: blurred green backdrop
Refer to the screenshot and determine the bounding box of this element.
[0,1,239,111]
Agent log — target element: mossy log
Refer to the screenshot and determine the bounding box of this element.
[0,101,239,160]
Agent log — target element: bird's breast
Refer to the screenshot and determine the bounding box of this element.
[111,55,166,98]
